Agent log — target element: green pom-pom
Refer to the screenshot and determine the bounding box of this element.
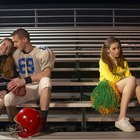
[91,80,120,115]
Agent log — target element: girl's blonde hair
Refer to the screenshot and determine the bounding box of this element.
[101,36,125,72]
[0,38,16,78]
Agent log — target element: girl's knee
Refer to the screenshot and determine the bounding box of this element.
[4,92,16,106]
[129,76,136,80]
[127,76,136,85]
[0,98,5,113]
[0,98,4,107]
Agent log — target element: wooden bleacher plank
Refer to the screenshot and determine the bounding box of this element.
[33,44,140,48]
[0,131,140,140]
[55,57,140,62]
[87,110,140,122]
[16,100,139,109]
[53,67,140,72]
[52,92,81,99]
[31,39,140,43]
[16,101,92,108]
[53,50,140,53]
[52,81,98,86]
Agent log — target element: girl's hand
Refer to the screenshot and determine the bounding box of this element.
[0,90,7,99]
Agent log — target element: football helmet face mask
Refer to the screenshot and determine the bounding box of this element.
[9,108,43,138]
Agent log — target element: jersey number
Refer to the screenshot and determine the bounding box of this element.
[18,58,34,74]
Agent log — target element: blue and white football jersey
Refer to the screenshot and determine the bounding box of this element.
[13,46,55,78]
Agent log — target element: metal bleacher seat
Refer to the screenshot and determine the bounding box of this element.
[0,26,140,131]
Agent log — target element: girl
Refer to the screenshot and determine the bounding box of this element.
[0,38,18,114]
[91,36,140,132]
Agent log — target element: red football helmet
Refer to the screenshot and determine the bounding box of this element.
[9,108,43,138]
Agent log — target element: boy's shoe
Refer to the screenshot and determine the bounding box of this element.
[115,117,136,132]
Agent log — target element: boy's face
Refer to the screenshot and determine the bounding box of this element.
[0,40,12,55]
[12,34,26,51]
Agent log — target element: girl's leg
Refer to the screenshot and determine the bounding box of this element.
[134,84,140,103]
[0,98,4,114]
[0,90,7,114]
[115,76,136,132]
[116,76,136,120]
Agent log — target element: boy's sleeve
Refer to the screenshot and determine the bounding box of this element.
[41,48,55,71]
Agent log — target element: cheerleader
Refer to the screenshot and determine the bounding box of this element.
[91,37,140,132]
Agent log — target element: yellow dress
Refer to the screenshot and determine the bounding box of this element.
[91,59,131,115]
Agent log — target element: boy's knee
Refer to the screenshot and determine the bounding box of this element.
[39,77,52,90]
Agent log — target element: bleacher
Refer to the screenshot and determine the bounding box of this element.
[0,26,140,131]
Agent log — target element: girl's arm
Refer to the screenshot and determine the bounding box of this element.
[99,59,125,83]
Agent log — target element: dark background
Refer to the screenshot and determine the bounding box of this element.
[0,0,140,5]
[0,0,140,9]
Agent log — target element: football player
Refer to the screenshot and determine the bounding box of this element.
[5,28,55,131]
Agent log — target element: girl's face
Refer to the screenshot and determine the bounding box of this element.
[108,42,121,59]
[0,40,12,55]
